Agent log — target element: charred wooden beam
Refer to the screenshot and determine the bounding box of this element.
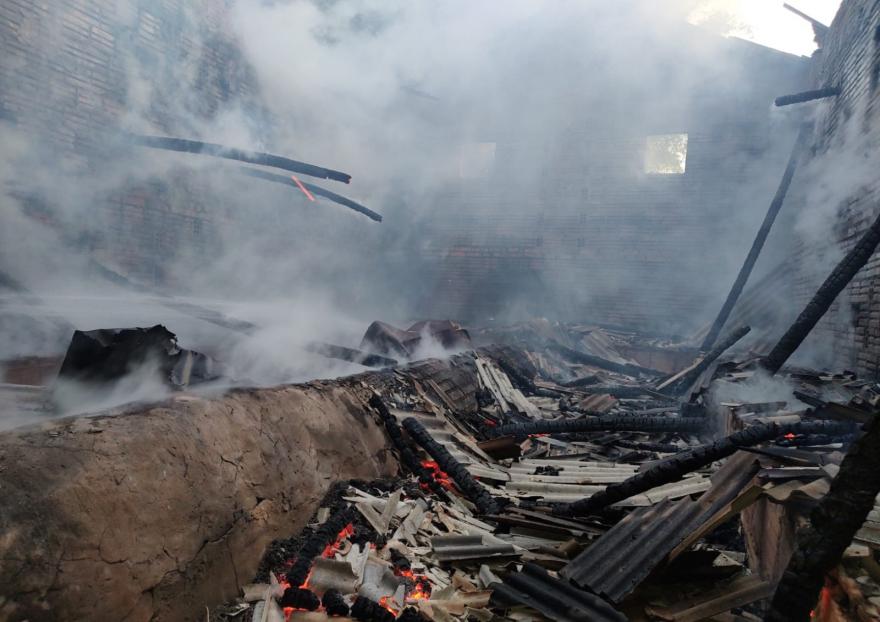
[548,342,661,376]
[369,395,450,501]
[701,124,811,350]
[568,384,650,398]
[671,326,751,396]
[402,417,501,515]
[321,589,351,617]
[494,415,707,438]
[351,596,396,622]
[127,134,352,183]
[279,587,320,611]
[560,375,600,388]
[285,506,357,588]
[497,358,538,395]
[763,207,880,375]
[614,439,682,454]
[557,421,854,517]
[239,167,382,222]
[775,87,841,107]
[766,411,880,622]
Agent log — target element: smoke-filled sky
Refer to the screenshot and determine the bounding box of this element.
[695,0,841,56]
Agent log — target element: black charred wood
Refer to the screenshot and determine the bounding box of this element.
[369,395,450,501]
[763,207,880,375]
[239,167,382,222]
[670,326,751,396]
[766,412,880,622]
[285,507,357,588]
[557,421,854,517]
[494,416,707,438]
[775,87,841,107]
[402,417,501,515]
[547,342,661,376]
[573,384,649,398]
[321,589,351,617]
[351,596,396,622]
[497,358,537,395]
[614,439,682,453]
[398,607,429,622]
[389,548,411,572]
[279,587,320,611]
[700,125,810,350]
[560,375,600,388]
[127,134,352,183]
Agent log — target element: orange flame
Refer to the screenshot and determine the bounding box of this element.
[784,433,796,439]
[291,174,316,201]
[421,461,454,490]
[321,523,355,558]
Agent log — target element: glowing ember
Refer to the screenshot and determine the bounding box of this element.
[784,433,796,438]
[379,596,399,616]
[291,174,316,201]
[485,420,497,426]
[395,567,434,601]
[321,523,355,558]
[421,461,454,490]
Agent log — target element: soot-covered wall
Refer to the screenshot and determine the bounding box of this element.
[417,30,809,335]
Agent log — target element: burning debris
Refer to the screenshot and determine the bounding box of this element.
[204,319,880,622]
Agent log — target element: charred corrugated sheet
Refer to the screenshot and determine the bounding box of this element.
[560,451,762,603]
[561,496,705,603]
[431,535,519,563]
[490,562,628,622]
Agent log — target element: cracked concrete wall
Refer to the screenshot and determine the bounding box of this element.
[0,377,398,622]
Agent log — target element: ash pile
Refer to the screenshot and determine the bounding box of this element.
[215,319,880,622]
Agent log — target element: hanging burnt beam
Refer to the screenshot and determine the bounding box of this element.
[669,326,751,396]
[782,3,829,35]
[763,206,880,375]
[239,167,382,222]
[493,415,707,438]
[775,87,841,107]
[701,125,811,350]
[765,411,880,622]
[126,134,352,183]
[402,417,501,515]
[556,420,854,517]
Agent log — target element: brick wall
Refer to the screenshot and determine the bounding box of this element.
[0,0,270,286]
[788,0,880,375]
[416,35,809,335]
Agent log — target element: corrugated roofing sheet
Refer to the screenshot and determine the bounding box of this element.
[431,535,519,562]
[490,562,628,622]
[560,451,761,603]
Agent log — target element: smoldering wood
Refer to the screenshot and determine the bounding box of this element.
[700,124,811,351]
[320,589,350,617]
[763,206,880,375]
[127,134,352,183]
[670,326,751,396]
[239,167,383,222]
[560,375,600,388]
[279,587,320,611]
[351,595,396,622]
[765,412,880,622]
[369,395,450,501]
[556,421,854,517]
[493,415,708,438]
[402,417,502,515]
[775,87,841,107]
[284,507,357,588]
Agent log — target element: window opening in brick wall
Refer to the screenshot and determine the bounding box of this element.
[460,142,496,178]
[645,134,688,174]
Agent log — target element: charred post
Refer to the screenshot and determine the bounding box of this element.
[285,507,357,588]
[558,420,854,517]
[369,395,450,501]
[700,124,811,351]
[766,412,880,622]
[402,417,501,515]
[763,206,880,375]
[775,87,841,107]
[670,325,751,396]
[493,415,708,438]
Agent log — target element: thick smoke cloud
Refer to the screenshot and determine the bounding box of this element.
[0,0,853,419]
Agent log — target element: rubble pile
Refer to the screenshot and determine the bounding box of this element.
[211,321,880,622]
